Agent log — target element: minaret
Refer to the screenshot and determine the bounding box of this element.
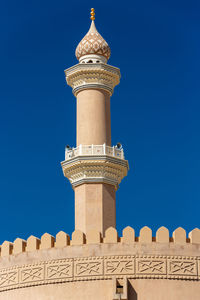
[61,9,129,235]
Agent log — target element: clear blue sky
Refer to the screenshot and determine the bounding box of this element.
[0,0,200,243]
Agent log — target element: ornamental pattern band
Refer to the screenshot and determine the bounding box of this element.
[0,255,199,292]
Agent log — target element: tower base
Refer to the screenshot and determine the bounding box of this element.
[74,183,116,235]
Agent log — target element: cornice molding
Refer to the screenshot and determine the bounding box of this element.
[61,155,129,189]
[65,63,121,96]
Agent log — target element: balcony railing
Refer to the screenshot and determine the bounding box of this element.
[65,144,124,161]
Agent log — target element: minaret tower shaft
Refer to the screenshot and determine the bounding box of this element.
[61,9,129,235]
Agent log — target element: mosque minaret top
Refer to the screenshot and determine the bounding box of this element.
[75,8,111,63]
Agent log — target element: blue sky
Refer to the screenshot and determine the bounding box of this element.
[0,0,200,243]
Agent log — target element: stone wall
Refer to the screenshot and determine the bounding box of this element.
[0,226,200,299]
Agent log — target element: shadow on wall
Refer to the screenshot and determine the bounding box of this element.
[128,281,137,300]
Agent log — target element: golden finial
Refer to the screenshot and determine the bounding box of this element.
[90,8,95,21]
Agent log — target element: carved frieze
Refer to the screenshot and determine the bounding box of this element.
[46,259,73,281]
[0,268,18,289]
[74,257,103,278]
[0,255,199,292]
[167,256,198,279]
[20,265,44,283]
[104,256,134,276]
[136,256,167,278]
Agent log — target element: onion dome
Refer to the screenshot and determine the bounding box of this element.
[75,8,111,63]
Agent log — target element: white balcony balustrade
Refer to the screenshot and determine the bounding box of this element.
[65,144,125,161]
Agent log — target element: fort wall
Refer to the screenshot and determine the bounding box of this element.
[0,227,200,299]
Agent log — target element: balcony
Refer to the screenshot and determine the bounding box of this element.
[65,144,125,161]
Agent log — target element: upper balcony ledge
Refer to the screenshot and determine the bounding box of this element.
[64,63,121,78]
[64,144,125,161]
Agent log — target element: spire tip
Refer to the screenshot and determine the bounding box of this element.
[90,8,95,21]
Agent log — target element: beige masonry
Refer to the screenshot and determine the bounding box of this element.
[74,183,116,234]
[0,227,200,299]
[76,89,111,146]
[74,86,116,234]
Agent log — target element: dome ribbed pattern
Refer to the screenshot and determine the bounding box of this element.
[75,21,111,61]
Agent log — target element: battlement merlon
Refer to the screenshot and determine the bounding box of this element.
[1,227,200,258]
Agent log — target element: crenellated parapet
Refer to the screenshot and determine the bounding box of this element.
[0,226,200,293]
[1,226,200,257]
